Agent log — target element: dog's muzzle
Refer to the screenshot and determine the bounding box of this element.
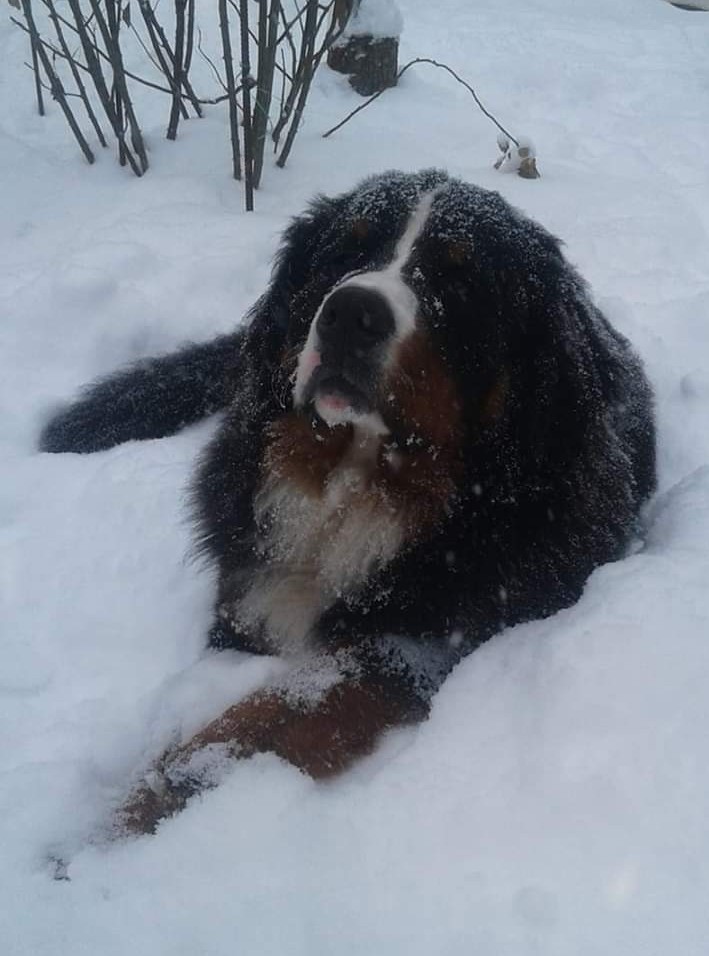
[303,285,395,415]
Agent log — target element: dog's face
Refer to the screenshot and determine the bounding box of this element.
[274,170,559,449]
[292,185,439,433]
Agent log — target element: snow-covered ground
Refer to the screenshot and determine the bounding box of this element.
[2,0,709,952]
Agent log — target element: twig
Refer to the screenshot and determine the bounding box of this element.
[197,26,228,91]
[252,0,280,188]
[322,57,520,147]
[24,61,84,97]
[65,0,142,175]
[272,0,344,152]
[22,0,45,115]
[167,0,187,139]
[130,22,164,76]
[87,0,149,172]
[218,0,242,181]
[104,0,126,166]
[137,1,182,119]
[184,0,196,75]
[41,0,107,146]
[277,46,287,143]
[129,21,187,118]
[19,0,95,164]
[22,4,181,97]
[275,0,308,44]
[238,0,255,210]
[15,17,178,98]
[275,0,318,168]
[138,0,202,119]
[271,0,298,146]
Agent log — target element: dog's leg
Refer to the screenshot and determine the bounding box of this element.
[116,651,431,835]
[40,331,244,453]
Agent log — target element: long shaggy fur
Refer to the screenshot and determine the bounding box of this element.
[41,170,656,833]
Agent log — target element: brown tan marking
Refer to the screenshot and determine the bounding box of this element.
[480,369,510,424]
[265,330,465,542]
[351,218,370,241]
[262,414,355,498]
[447,239,471,266]
[117,673,425,835]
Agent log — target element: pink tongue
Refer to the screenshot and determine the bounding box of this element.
[319,393,350,412]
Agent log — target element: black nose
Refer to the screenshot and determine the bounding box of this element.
[316,286,395,358]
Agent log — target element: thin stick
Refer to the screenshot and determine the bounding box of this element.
[275,0,308,44]
[184,0,196,75]
[167,0,187,139]
[104,0,126,166]
[238,0,255,210]
[20,0,94,163]
[65,0,142,175]
[131,16,188,118]
[24,5,181,96]
[41,0,107,146]
[198,26,228,91]
[218,0,241,180]
[14,17,178,98]
[322,57,520,147]
[272,0,343,152]
[138,0,202,117]
[275,0,318,168]
[87,0,149,172]
[23,0,45,116]
[252,0,280,188]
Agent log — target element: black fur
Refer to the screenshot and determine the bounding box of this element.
[39,332,244,453]
[41,170,656,704]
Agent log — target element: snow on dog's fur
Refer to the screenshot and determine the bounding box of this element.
[40,170,656,834]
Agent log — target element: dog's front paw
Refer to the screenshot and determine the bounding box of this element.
[115,743,238,836]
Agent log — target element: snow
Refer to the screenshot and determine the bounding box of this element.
[2,0,709,952]
[342,0,404,39]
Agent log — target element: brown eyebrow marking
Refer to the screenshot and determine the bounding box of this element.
[480,369,510,423]
[351,218,370,241]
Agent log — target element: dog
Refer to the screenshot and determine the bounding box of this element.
[40,169,656,834]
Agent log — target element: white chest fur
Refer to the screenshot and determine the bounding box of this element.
[238,429,405,654]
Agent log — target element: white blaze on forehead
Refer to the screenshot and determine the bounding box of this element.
[391,188,439,272]
[293,188,439,409]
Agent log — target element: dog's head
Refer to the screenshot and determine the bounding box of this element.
[247,168,606,538]
[262,170,566,449]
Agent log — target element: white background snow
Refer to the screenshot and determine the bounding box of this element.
[2,0,709,952]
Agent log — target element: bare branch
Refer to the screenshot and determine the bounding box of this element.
[218,0,242,181]
[252,0,280,188]
[63,0,142,174]
[322,57,520,147]
[19,1,95,164]
[138,0,202,118]
[197,26,228,92]
[87,0,149,172]
[167,0,187,139]
[275,0,318,168]
[24,0,45,115]
[238,0,255,210]
[41,0,108,146]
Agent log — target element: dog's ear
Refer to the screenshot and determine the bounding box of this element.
[233,194,348,404]
[267,194,348,332]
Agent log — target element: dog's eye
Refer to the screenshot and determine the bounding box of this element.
[351,219,369,241]
[446,241,472,267]
[315,254,362,285]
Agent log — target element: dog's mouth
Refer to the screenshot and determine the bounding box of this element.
[317,374,369,412]
[301,364,376,425]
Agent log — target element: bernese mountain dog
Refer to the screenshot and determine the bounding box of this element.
[40,169,656,834]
